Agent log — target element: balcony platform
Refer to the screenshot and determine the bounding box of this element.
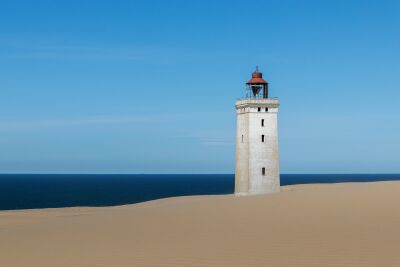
[235,97,279,108]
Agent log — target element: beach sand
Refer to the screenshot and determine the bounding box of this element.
[1,181,400,267]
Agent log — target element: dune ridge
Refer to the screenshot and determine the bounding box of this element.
[1,181,400,266]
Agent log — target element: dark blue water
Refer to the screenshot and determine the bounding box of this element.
[1,174,400,211]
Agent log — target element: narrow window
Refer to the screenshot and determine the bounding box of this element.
[261,119,264,127]
[241,135,243,143]
[265,108,268,112]
[262,167,266,176]
[258,107,261,112]
[261,135,265,142]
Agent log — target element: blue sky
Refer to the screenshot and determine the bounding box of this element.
[0,0,399,174]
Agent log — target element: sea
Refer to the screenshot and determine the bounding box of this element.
[1,174,400,211]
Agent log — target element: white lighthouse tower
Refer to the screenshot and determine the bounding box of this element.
[235,67,280,195]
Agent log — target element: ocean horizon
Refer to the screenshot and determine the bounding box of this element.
[1,173,400,211]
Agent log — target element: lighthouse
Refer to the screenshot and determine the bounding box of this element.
[235,67,280,195]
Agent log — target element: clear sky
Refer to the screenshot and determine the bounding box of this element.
[1,0,399,174]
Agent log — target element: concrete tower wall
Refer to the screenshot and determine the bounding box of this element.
[235,98,280,195]
[235,111,249,194]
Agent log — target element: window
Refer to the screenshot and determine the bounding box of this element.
[262,167,266,176]
[241,135,243,143]
[261,135,265,142]
[261,119,264,127]
[258,107,261,112]
[265,108,268,112]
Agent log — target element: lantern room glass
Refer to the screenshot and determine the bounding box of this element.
[246,84,267,99]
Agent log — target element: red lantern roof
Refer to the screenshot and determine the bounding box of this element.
[246,66,268,84]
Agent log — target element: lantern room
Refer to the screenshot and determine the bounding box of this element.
[246,66,269,98]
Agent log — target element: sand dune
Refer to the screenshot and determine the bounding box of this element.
[1,182,400,266]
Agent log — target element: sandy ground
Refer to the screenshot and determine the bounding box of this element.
[1,181,400,267]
